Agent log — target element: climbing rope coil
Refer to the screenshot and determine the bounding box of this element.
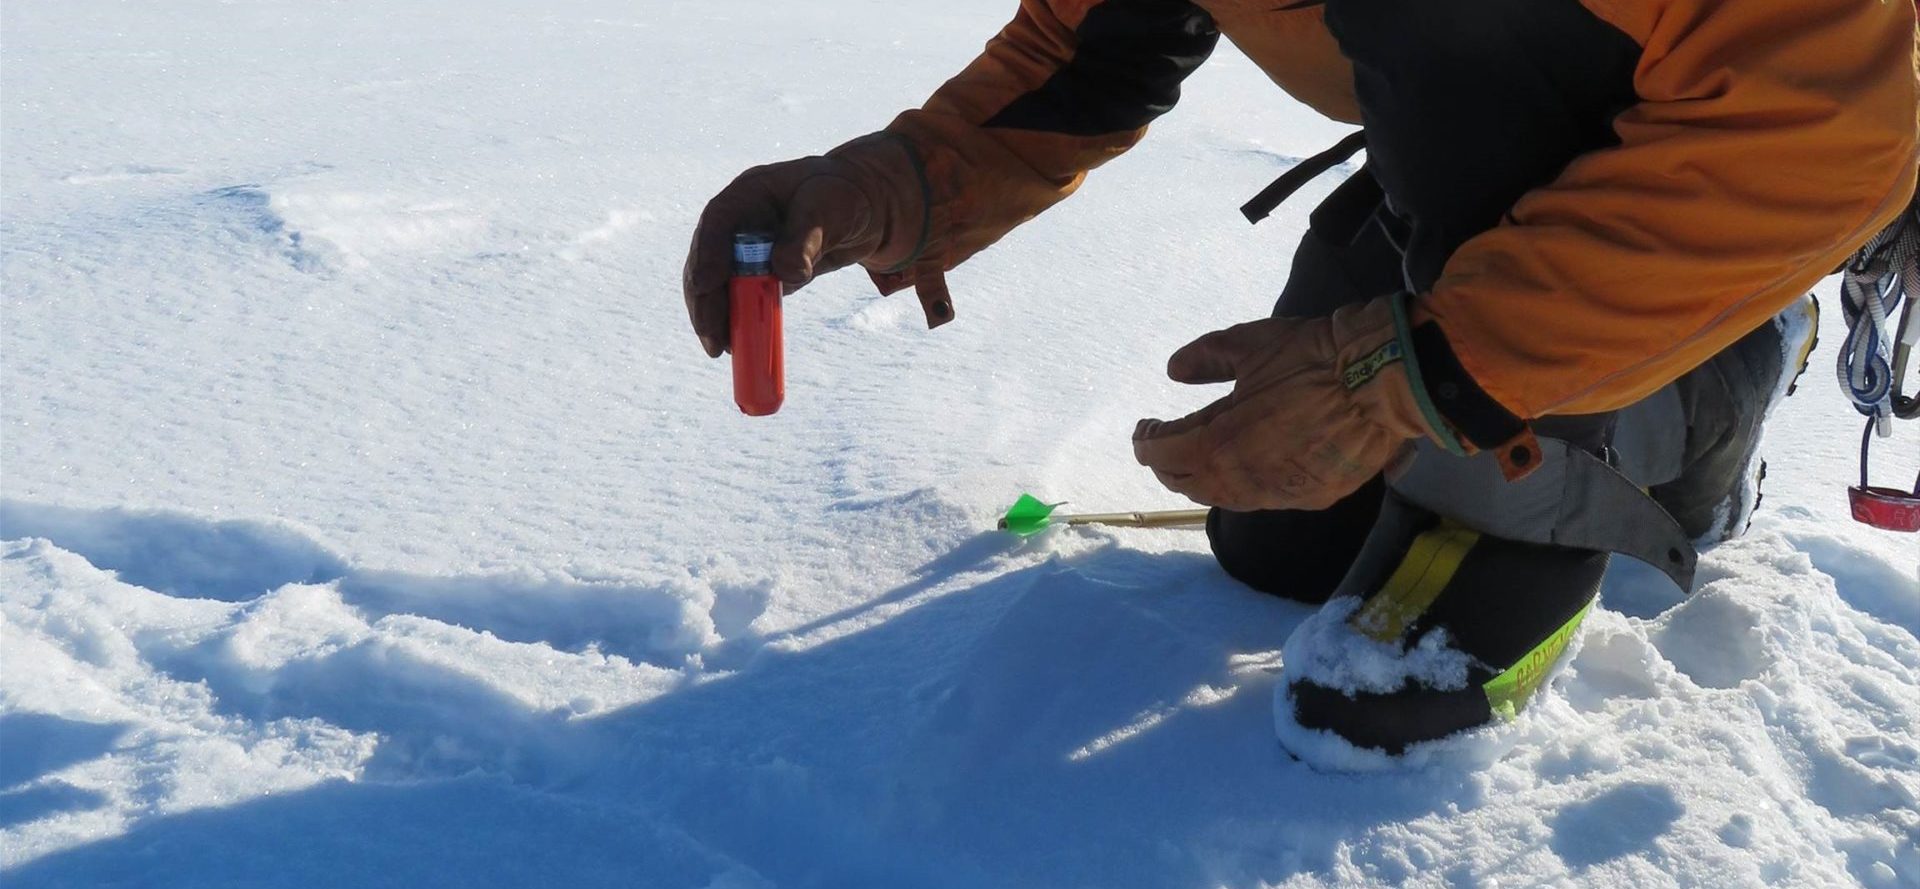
[1837,196,1920,531]
[1840,202,1920,428]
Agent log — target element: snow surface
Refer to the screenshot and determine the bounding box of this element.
[3,1,1918,886]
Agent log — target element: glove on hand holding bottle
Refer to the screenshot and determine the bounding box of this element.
[682,133,931,359]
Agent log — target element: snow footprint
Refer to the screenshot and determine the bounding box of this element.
[1547,781,1684,869]
[268,189,488,268]
[1649,585,1770,690]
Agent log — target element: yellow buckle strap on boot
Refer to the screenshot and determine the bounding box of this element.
[1350,521,1480,643]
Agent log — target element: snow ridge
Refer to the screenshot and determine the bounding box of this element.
[4,502,1918,887]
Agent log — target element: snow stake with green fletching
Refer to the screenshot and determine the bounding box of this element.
[997,492,1209,536]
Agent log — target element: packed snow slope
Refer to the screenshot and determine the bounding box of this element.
[3,2,1918,887]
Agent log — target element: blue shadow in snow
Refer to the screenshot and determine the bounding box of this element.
[0,714,128,831]
[554,541,1487,889]
[1548,782,1683,868]
[3,513,1481,889]
[0,783,111,831]
[0,713,130,788]
[3,775,731,889]
[0,499,715,669]
[0,501,347,602]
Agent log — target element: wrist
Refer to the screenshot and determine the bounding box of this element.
[1398,296,1543,480]
[1334,296,1542,481]
[826,133,931,273]
[1326,298,1440,441]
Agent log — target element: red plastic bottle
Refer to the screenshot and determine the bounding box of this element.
[729,232,784,416]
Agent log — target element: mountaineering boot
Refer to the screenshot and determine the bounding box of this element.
[1651,295,1821,544]
[1278,495,1605,755]
[1273,376,1700,755]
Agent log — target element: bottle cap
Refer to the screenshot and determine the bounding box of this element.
[733,232,775,267]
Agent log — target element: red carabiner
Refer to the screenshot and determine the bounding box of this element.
[1850,419,1920,533]
[1850,485,1920,532]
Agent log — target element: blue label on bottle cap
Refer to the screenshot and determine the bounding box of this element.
[733,233,774,266]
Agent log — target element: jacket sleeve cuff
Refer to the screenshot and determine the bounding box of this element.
[1403,305,1543,480]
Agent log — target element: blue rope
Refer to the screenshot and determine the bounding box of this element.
[1838,205,1920,429]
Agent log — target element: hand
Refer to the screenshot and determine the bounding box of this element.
[1132,298,1437,511]
[682,135,922,358]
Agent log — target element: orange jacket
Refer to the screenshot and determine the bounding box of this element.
[871,0,1919,419]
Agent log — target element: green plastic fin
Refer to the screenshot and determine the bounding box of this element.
[1002,494,1061,537]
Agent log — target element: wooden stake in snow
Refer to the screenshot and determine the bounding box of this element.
[997,493,1208,536]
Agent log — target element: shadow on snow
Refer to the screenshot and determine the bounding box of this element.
[17,497,1894,885]
[0,498,1499,888]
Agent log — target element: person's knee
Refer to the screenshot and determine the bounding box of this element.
[1205,475,1384,604]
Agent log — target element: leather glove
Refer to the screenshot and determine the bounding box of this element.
[683,133,935,358]
[1133,297,1445,511]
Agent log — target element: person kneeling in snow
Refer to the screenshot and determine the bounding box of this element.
[684,0,1919,756]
